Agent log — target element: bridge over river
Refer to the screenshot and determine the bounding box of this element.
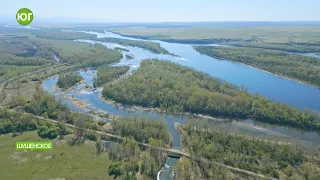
[34,115,275,180]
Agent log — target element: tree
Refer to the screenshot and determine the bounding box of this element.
[95,136,103,154]
[58,121,69,136]
[108,162,122,178]
[75,116,86,141]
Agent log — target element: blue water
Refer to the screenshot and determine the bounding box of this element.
[43,69,320,147]
[43,30,320,180]
[81,31,320,111]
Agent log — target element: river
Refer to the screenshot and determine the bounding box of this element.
[86,30,320,111]
[42,31,320,180]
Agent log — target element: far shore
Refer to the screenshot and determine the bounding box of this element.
[197,53,320,89]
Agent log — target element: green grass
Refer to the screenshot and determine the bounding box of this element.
[34,31,96,40]
[0,132,115,180]
[0,65,41,81]
[109,26,320,43]
[29,36,90,56]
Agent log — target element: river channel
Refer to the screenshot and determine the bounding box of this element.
[42,30,320,180]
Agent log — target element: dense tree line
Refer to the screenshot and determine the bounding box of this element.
[103,60,320,130]
[115,47,129,52]
[0,67,7,76]
[194,46,320,87]
[106,117,172,179]
[91,37,174,55]
[51,43,123,67]
[57,72,82,89]
[0,106,70,139]
[0,38,57,66]
[0,53,48,66]
[93,66,129,87]
[174,158,238,180]
[178,124,320,179]
[224,42,320,53]
[107,137,168,179]
[0,88,99,138]
[111,116,171,146]
[34,31,96,40]
[24,88,68,119]
[108,31,242,44]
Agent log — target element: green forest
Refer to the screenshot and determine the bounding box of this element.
[106,117,171,179]
[91,37,174,55]
[47,43,123,67]
[106,137,168,179]
[0,38,53,66]
[102,60,320,130]
[194,46,320,87]
[93,66,129,87]
[34,31,96,40]
[177,124,320,179]
[57,72,82,89]
[110,116,171,146]
[0,86,171,180]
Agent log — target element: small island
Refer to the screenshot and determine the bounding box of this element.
[57,72,82,89]
[115,46,129,52]
[125,54,134,59]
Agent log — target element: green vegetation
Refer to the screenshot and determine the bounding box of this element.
[24,89,68,119]
[109,26,320,43]
[0,38,52,66]
[0,64,71,106]
[0,67,7,76]
[91,37,173,55]
[125,54,134,59]
[110,116,171,146]
[0,65,40,82]
[224,42,320,53]
[0,96,171,180]
[0,109,38,134]
[175,158,238,180]
[178,124,320,179]
[57,72,82,89]
[34,30,96,40]
[102,60,320,130]
[115,46,129,52]
[93,66,129,87]
[0,30,122,69]
[106,137,168,179]
[194,46,320,87]
[105,117,172,179]
[43,41,123,67]
[0,132,114,180]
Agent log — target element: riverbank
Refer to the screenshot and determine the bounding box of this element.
[238,61,320,89]
[106,30,242,45]
[104,30,320,89]
[199,53,320,89]
[98,91,231,122]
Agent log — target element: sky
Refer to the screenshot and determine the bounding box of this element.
[0,0,319,22]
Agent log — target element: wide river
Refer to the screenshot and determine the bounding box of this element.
[42,30,320,180]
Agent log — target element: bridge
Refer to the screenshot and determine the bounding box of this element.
[34,115,276,179]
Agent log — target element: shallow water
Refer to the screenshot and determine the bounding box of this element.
[43,31,320,180]
[80,31,320,111]
[43,65,320,180]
